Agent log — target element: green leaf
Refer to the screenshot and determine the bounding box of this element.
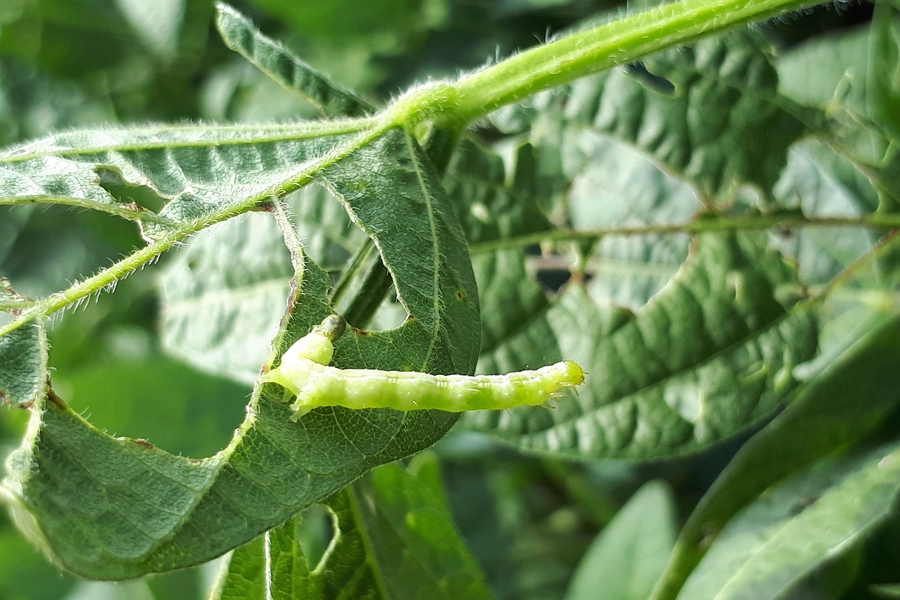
[160,212,293,385]
[566,480,676,600]
[770,139,881,286]
[567,135,701,310]
[444,140,553,354]
[315,127,481,374]
[215,3,373,119]
[290,183,367,272]
[444,140,552,245]
[213,460,495,600]
[651,311,900,600]
[2,127,479,580]
[677,441,900,600]
[0,318,47,407]
[775,24,871,112]
[508,30,819,200]
[869,0,900,141]
[0,122,361,231]
[462,233,818,460]
[117,0,185,62]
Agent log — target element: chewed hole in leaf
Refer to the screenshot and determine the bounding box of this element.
[95,166,167,213]
[296,503,337,572]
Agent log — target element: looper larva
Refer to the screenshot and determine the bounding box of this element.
[262,316,585,416]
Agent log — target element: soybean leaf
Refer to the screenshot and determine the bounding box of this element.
[869,0,900,141]
[770,139,881,286]
[159,186,365,385]
[462,232,818,460]
[160,212,294,385]
[677,441,900,600]
[444,141,553,354]
[498,30,820,201]
[0,122,362,235]
[2,127,480,580]
[0,318,47,407]
[566,135,701,310]
[566,480,676,600]
[215,4,373,119]
[213,460,495,600]
[652,311,900,600]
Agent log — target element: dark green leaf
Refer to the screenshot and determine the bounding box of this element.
[3,126,479,580]
[678,441,900,600]
[213,459,495,599]
[463,233,818,460]
[215,3,372,119]
[652,312,900,600]
[506,30,820,201]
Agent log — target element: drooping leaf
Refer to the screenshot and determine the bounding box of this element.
[566,480,676,600]
[215,3,373,119]
[463,233,818,460]
[677,441,900,600]
[213,459,495,600]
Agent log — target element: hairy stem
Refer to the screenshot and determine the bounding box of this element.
[424,0,823,126]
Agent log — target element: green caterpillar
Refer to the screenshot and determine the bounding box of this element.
[262,315,585,416]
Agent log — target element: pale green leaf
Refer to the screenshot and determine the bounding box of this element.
[678,441,900,600]
[775,24,871,111]
[566,480,676,600]
[770,139,881,286]
[463,233,818,460]
[215,3,372,119]
[213,461,494,600]
[567,135,701,310]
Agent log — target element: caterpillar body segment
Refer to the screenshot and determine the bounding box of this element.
[262,320,585,415]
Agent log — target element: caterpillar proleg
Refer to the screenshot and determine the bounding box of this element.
[262,316,585,416]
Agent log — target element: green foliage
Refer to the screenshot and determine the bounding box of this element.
[2,0,900,598]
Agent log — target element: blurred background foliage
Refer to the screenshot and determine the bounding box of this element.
[0,0,883,598]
